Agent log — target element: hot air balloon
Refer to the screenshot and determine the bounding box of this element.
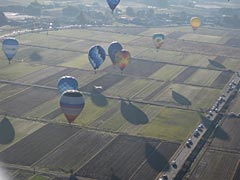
[106,0,120,13]
[2,38,19,64]
[60,90,85,124]
[57,76,78,94]
[108,41,123,65]
[115,49,131,73]
[190,17,201,31]
[88,45,106,73]
[152,34,165,50]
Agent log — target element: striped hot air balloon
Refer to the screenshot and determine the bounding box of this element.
[60,90,85,123]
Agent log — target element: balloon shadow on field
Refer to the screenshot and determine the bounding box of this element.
[110,168,121,180]
[120,100,149,125]
[145,143,170,172]
[212,126,230,141]
[208,59,226,69]
[90,90,108,107]
[29,51,42,61]
[0,117,15,144]
[172,90,191,106]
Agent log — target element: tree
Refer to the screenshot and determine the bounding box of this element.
[26,0,42,16]
[126,7,135,17]
[75,11,88,25]
[0,11,8,26]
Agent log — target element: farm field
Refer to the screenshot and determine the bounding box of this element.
[0,25,240,179]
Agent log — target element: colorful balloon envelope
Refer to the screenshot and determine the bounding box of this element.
[60,90,85,124]
[108,41,123,65]
[190,17,201,31]
[106,0,120,12]
[152,34,165,49]
[115,49,131,72]
[57,76,78,94]
[88,45,106,70]
[2,38,19,63]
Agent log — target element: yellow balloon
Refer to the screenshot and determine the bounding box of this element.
[190,17,201,30]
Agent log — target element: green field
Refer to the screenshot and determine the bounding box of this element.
[185,69,221,86]
[179,33,222,44]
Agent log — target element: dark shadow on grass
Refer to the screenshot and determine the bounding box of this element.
[172,90,191,106]
[30,51,42,61]
[212,126,230,141]
[120,100,149,125]
[0,117,15,144]
[90,92,108,107]
[145,143,170,172]
[200,114,212,129]
[208,59,226,69]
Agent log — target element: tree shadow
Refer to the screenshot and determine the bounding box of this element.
[90,91,108,107]
[0,117,15,144]
[208,59,226,69]
[145,143,170,172]
[120,100,149,125]
[200,114,212,128]
[172,90,191,106]
[213,126,230,140]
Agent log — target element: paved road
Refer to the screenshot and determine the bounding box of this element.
[157,72,240,180]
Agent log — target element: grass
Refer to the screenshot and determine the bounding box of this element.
[28,175,48,180]
[0,116,45,152]
[132,80,164,100]
[24,97,59,118]
[136,48,184,64]
[149,65,185,81]
[0,85,28,101]
[179,33,222,44]
[151,83,221,110]
[0,62,47,80]
[103,77,150,98]
[222,58,240,71]
[137,107,202,142]
[180,54,215,67]
[185,69,221,86]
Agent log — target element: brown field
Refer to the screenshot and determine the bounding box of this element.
[211,117,240,151]
[76,135,179,180]
[35,129,115,171]
[0,124,79,166]
[189,149,240,180]
[211,71,234,89]
[172,67,198,83]
[0,87,57,116]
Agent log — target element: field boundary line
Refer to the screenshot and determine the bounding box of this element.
[208,147,240,155]
[129,142,163,180]
[31,129,81,168]
[74,134,119,175]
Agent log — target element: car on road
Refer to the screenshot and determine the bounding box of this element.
[159,175,168,180]
[194,129,200,137]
